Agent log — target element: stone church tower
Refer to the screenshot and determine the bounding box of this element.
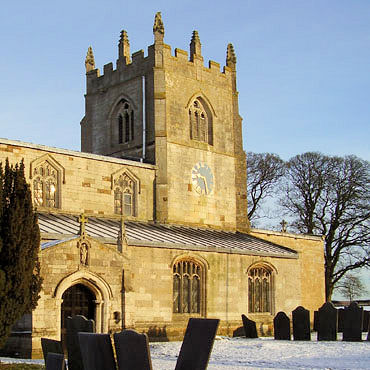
[81,12,249,232]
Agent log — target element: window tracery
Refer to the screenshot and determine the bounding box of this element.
[113,172,136,216]
[248,266,273,314]
[189,98,212,145]
[173,259,203,314]
[117,101,134,144]
[32,161,59,208]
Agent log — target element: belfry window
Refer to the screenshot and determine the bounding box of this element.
[114,172,136,216]
[248,266,273,314]
[189,98,212,145]
[117,101,134,144]
[118,115,123,144]
[32,161,59,208]
[173,260,203,314]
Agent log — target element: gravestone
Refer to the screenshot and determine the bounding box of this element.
[41,338,63,365]
[317,302,337,341]
[338,308,345,332]
[241,314,258,338]
[78,333,116,370]
[343,302,363,342]
[292,306,310,341]
[363,311,369,332]
[45,352,66,370]
[66,315,95,370]
[273,311,290,340]
[367,320,370,341]
[174,318,219,370]
[114,329,153,370]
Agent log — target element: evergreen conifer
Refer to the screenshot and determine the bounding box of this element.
[0,159,42,347]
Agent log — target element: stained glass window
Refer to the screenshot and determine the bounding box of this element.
[114,173,136,217]
[248,266,272,314]
[173,260,203,314]
[32,161,59,208]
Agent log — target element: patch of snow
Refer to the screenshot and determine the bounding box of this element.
[1,334,369,369]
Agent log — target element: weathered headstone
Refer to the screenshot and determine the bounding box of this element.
[343,302,363,342]
[363,310,369,332]
[66,315,95,370]
[317,302,337,341]
[338,308,345,332]
[114,329,153,370]
[45,352,66,370]
[292,306,310,341]
[232,326,245,337]
[41,338,63,365]
[241,314,258,338]
[78,333,116,370]
[174,318,219,370]
[273,311,291,340]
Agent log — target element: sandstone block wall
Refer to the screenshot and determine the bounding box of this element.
[250,229,326,320]
[0,139,155,220]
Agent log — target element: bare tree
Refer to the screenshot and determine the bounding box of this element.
[247,152,285,222]
[335,273,368,302]
[281,152,370,301]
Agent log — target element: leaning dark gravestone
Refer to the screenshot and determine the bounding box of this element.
[363,310,369,332]
[45,352,66,370]
[66,315,95,370]
[114,329,153,370]
[78,333,116,370]
[292,306,310,341]
[343,302,363,342]
[174,318,219,370]
[317,302,337,341]
[241,314,258,338]
[273,311,290,340]
[41,338,64,365]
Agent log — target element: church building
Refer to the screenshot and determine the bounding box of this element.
[0,13,325,358]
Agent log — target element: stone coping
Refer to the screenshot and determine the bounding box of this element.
[0,137,156,170]
[251,228,324,241]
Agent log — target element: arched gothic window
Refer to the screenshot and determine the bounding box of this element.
[114,172,136,216]
[248,266,273,314]
[173,259,204,314]
[32,161,59,208]
[117,101,134,144]
[189,98,213,145]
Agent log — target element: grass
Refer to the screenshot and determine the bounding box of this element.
[0,364,44,369]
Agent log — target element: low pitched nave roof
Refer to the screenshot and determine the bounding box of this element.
[38,212,297,259]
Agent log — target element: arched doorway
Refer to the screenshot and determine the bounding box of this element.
[61,284,96,344]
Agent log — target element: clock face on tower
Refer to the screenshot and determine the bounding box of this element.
[191,162,214,195]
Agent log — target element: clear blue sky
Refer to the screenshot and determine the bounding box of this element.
[0,1,369,297]
[0,0,369,161]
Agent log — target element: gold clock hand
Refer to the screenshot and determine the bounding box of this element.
[199,175,208,194]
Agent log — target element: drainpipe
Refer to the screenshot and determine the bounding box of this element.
[121,270,126,330]
[226,252,230,335]
[141,75,146,162]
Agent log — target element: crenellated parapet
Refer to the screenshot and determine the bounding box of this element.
[84,12,237,94]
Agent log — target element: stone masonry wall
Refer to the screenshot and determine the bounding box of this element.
[250,229,326,322]
[0,139,155,220]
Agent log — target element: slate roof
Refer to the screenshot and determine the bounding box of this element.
[38,212,298,258]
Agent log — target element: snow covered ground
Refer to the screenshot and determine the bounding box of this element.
[1,334,369,369]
